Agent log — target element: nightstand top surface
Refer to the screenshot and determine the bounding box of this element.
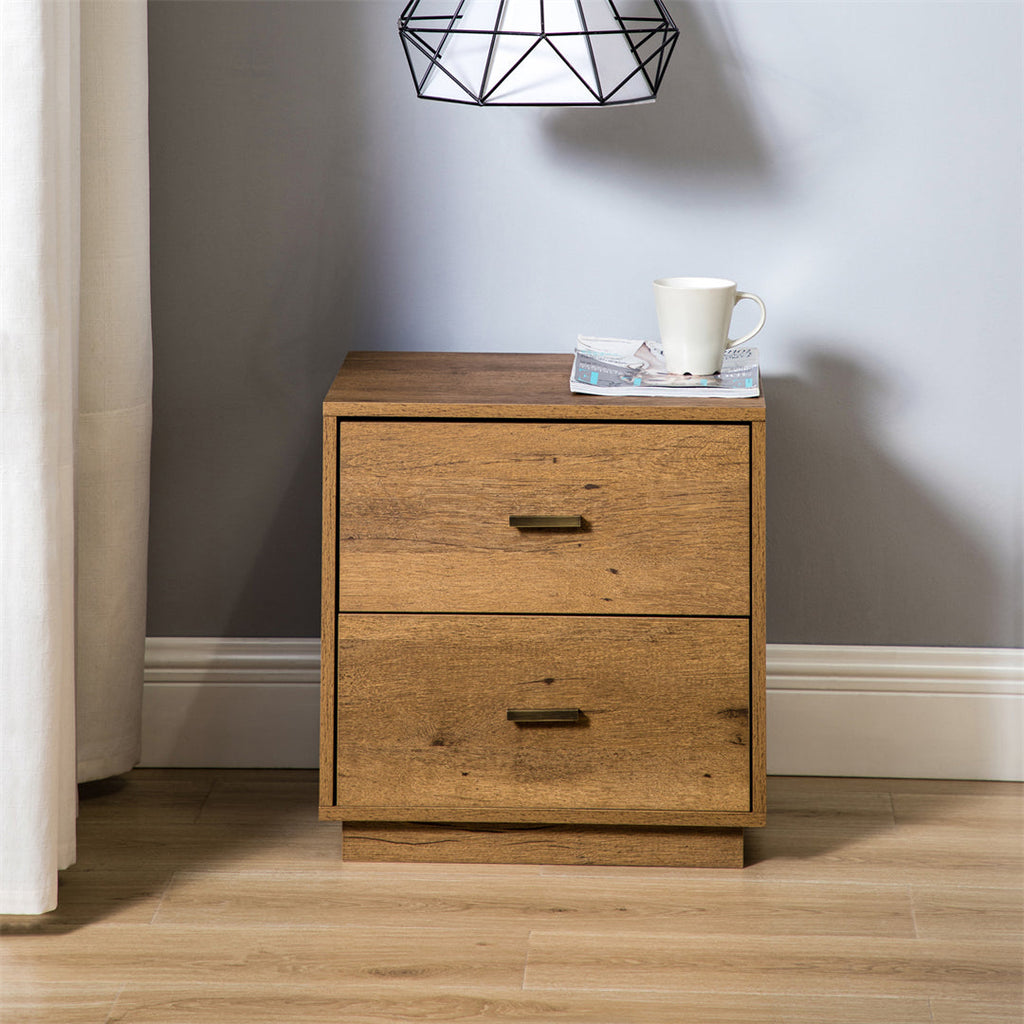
[324,352,766,421]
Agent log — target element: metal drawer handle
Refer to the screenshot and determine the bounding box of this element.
[507,708,581,723]
[509,515,583,529]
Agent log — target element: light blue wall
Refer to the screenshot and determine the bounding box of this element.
[147,0,1022,646]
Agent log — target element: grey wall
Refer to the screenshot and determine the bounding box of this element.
[147,0,1023,647]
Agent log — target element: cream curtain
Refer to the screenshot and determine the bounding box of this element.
[0,0,151,915]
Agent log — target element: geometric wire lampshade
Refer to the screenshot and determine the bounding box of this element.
[398,0,679,106]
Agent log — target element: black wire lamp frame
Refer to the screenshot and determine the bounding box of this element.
[398,0,679,107]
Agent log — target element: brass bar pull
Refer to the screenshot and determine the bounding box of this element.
[507,708,581,723]
[509,515,583,529]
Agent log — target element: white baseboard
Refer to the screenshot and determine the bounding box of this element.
[140,639,320,770]
[766,645,1023,781]
[140,638,1024,781]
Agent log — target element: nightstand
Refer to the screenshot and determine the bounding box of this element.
[320,351,766,867]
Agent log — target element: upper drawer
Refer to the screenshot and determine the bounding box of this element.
[335,420,750,616]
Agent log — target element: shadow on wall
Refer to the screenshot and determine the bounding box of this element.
[221,432,324,638]
[146,0,370,639]
[542,0,776,186]
[765,350,998,647]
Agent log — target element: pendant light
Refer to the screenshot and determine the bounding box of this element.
[398,0,678,107]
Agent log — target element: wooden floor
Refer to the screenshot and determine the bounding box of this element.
[1,772,1021,1024]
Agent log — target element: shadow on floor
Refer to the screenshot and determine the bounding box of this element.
[1,769,325,935]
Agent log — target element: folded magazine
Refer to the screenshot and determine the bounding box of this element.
[570,336,760,398]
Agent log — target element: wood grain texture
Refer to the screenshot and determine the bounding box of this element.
[749,418,767,816]
[319,416,337,808]
[334,614,751,822]
[335,419,750,616]
[152,867,921,937]
[1,924,530,988]
[2,771,1020,1024]
[910,885,1024,940]
[523,932,1022,1002]
[340,824,745,868]
[323,350,767,422]
[0,981,122,1024]
[101,988,937,1024]
[320,353,766,867]
[930,1001,1024,1024]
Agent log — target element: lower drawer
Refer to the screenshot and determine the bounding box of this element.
[333,614,751,824]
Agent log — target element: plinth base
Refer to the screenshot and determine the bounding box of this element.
[341,822,745,868]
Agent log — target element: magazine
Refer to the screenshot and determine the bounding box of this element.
[570,336,760,398]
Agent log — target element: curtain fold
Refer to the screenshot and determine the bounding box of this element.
[0,0,151,915]
[76,0,152,783]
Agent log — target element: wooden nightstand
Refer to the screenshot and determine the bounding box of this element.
[320,351,766,867]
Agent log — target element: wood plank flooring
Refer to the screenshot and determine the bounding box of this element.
[1,771,1020,1023]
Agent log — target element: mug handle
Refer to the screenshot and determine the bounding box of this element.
[727,292,767,349]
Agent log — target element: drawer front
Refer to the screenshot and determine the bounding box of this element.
[336,420,749,617]
[335,614,751,820]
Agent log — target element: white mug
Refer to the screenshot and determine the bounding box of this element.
[653,277,766,375]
